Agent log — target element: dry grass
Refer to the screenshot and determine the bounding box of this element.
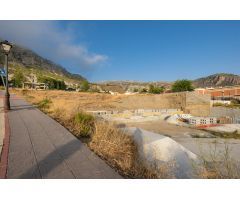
[87,121,154,178]
[194,141,240,179]
[12,89,123,113]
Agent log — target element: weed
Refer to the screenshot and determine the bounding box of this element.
[37,97,52,111]
[194,141,240,178]
[69,111,95,138]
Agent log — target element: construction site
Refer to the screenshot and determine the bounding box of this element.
[84,90,240,173]
[9,88,240,178]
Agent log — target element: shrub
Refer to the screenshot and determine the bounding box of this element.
[148,84,165,94]
[70,112,95,138]
[140,88,148,93]
[171,79,194,92]
[80,80,90,92]
[37,98,52,111]
[133,88,139,93]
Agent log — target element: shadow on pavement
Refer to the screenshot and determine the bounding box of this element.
[19,139,84,179]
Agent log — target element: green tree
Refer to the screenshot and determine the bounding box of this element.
[171,79,194,92]
[37,75,66,90]
[81,80,90,91]
[12,68,25,88]
[148,84,165,94]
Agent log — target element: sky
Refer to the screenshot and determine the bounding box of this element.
[0,20,240,82]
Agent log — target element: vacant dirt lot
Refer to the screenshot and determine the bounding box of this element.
[125,120,209,138]
[11,89,181,114]
[12,89,210,117]
[13,90,123,113]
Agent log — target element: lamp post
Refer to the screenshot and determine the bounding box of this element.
[0,40,12,110]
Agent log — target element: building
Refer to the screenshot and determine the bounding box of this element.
[195,86,240,100]
[22,82,47,90]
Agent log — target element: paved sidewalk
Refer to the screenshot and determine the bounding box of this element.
[3,92,121,179]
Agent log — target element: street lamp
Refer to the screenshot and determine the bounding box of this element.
[0,40,12,110]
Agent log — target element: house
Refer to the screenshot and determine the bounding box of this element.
[22,82,47,90]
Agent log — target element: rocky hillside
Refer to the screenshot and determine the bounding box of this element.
[97,73,240,93]
[96,80,172,93]
[193,73,240,88]
[0,42,86,83]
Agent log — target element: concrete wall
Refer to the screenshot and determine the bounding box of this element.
[185,92,211,117]
[210,107,240,123]
[112,92,210,117]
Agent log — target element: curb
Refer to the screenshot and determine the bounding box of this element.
[0,111,10,179]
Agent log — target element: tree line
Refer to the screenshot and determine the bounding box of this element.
[133,79,194,94]
[1,67,195,93]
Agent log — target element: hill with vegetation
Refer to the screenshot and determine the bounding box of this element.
[0,42,86,88]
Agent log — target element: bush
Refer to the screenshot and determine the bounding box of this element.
[80,80,90,92]
[171,79,194,92]
[37,98,52,111]
[148,84,164,94]
[133,88,139,93]
[140,88,148,93]
[70,112,95,138]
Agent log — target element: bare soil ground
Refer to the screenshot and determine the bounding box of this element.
[125,120,209,138]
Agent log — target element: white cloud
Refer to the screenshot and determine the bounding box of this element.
[0,21,107,72]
